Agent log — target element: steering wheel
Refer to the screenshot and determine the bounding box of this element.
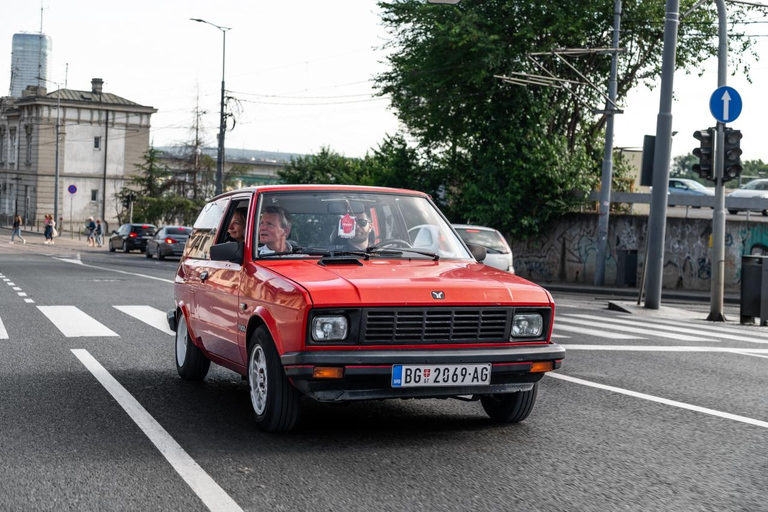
[374,239,413,249]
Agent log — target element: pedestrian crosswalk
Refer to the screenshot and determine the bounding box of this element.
[0,305,173,339]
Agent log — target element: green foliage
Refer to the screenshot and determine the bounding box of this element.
[371,0,755,238]
[279,147,371,185]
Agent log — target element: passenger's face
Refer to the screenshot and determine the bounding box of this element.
[259,212,287,247]
[228,212,246,242]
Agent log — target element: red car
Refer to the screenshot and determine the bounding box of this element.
[168,185,564,432]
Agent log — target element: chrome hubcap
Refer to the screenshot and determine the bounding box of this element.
[249,346,268,415]
[175,316,187,367]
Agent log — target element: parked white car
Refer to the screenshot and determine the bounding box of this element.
[452,224,514,272]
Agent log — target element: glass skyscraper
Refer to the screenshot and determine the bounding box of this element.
[9,33,52,97]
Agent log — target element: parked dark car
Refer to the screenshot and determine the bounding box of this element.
[146,226,192,260]
[109,223,156,253]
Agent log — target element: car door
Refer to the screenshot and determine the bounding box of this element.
[196,195,252,364]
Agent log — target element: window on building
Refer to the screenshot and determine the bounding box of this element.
[94,137,101,150]
[0,128,5,164]
[91,189,99,202]
[9,129,16,164]
[25,127,32,165]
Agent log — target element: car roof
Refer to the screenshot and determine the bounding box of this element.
[211,184,431,201]
[452,224,499,232]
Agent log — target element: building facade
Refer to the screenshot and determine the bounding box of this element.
[9,33,52,98]
[0,78,156,233]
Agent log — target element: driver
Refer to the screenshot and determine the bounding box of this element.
[340,212,373,251]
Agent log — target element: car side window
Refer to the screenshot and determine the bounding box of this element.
[185,199,230,260]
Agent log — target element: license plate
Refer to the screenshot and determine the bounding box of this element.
[391,364,491,388]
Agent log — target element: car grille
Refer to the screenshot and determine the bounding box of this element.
[362,307,511,344]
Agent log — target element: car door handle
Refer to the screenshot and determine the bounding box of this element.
[200,271,209,282]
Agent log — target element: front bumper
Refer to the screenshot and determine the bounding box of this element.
[282,344,564,402]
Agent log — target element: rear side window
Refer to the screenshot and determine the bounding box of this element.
[185,199,231,259]
[455,228,509,254]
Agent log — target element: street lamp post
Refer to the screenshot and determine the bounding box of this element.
[191,18,231,196]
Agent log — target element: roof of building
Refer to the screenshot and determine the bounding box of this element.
[48,88,147,108]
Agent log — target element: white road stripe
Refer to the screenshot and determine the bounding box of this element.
[554,324,644,340]
[564,314,768,344]
[71,349,243,512]
[0,318,7,339]
[729,350,768,360]
[38,306,119,337]
[548,372,768,430]
[17,292,27,297]
[556,316,716,342]
[12,287,21,291]
[561,344,768,353]
[6,282,15,286]
[114,306,174,335]
[24,299,34,303]
[56,258,174,284]
[551,333,570,339]
[628,315,768,342]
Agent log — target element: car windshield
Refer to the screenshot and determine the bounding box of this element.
[255,190,472,260]
[742,180,768,191]
[454,228,509,253]
[131,225,155,235]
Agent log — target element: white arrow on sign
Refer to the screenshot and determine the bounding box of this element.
[722,89,731,121]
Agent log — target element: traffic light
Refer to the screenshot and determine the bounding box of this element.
[722,128,743,183]
[692,128,714,181]
[122,195,131,209]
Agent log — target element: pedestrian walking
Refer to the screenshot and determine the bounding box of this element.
[86,216,96,246]
[94,219,104,247]
[43,214,55,244]
[9,215,26,244]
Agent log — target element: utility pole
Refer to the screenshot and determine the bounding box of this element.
[707,0,729,321]
[594,0,622,286]
[644,0,681,310]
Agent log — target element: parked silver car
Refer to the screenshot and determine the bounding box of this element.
[727,179,768,216]
[452,224,514,272]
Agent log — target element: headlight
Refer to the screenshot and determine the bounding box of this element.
[312,316,348,341]
[511,313,543,338]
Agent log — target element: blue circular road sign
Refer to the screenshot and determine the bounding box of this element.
[67,184,77,194]
[709,86,742,123]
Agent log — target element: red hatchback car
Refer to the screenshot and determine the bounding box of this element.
[168,185,564,432]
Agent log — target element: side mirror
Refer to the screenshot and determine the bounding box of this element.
[112,230,118,235]
[210,241,243,264]
[466,243,487,262]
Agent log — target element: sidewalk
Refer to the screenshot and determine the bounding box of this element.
[0,226,107,256]
[541,281,740,305]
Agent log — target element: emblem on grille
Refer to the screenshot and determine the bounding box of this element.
[431,291,445,299]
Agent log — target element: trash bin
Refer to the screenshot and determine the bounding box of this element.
[616,249,638,287]
[741,255,768,325]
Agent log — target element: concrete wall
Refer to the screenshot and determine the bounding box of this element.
[511,213,768,291]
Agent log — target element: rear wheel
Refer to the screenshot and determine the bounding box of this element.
[175,313,210,380]
[762,210,768,217]
[728,209,739,215]
[158,248,165,261]
[248,327,300,432]
[122,241,130,253]
[480,382,538,423]
[146,248,152,258]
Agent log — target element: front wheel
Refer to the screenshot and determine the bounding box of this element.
[728,209,739,215]
[146,248,153,259]
[175,313,210,380]
[248,327,300,432]
[480,382,538,423]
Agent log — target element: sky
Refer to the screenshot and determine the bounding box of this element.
[2,0,766,162]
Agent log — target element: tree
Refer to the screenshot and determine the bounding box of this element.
[374,0,756,237]
[279,147,370,184]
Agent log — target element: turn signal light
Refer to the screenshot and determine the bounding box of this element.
[312,367,344,379]
[530,361,554,373]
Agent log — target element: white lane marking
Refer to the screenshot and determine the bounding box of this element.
[37,306,119,337]
[17,292,27,297]
[24,299,34,303]
[0,318,7,339]
[57,258,84,265]
[561,344,768,353]
[564,313,768,344]
[551,333,570,339]
[7,282,15,286]
[554,324,643,340]
[729,350,768,360]
[71,349,243,512]
[556,316,716,342]
[629,315,768,342]
[12,287,21,291]
[55,258,174,284]
[548,372,768,430]
[114,306,174,336]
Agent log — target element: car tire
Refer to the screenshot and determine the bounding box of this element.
[247,326,300,432]
[480,382,538,423]
[122,241,130,253]
[762,210,768,217]
[728,209,739,215]
[109,243,115,253]
[175,313,210,381]
[158,249,165,261]
[146,248,152,259]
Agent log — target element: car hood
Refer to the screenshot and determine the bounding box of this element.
[256,259,551,306]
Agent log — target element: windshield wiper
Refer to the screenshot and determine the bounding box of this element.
[366,246,439,261]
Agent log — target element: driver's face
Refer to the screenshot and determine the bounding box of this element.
[352,214,372,244]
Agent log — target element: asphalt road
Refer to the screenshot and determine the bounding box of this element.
[0,248,766,511]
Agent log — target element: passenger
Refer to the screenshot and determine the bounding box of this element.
[258,206,292,255]
[227,210,246,243]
